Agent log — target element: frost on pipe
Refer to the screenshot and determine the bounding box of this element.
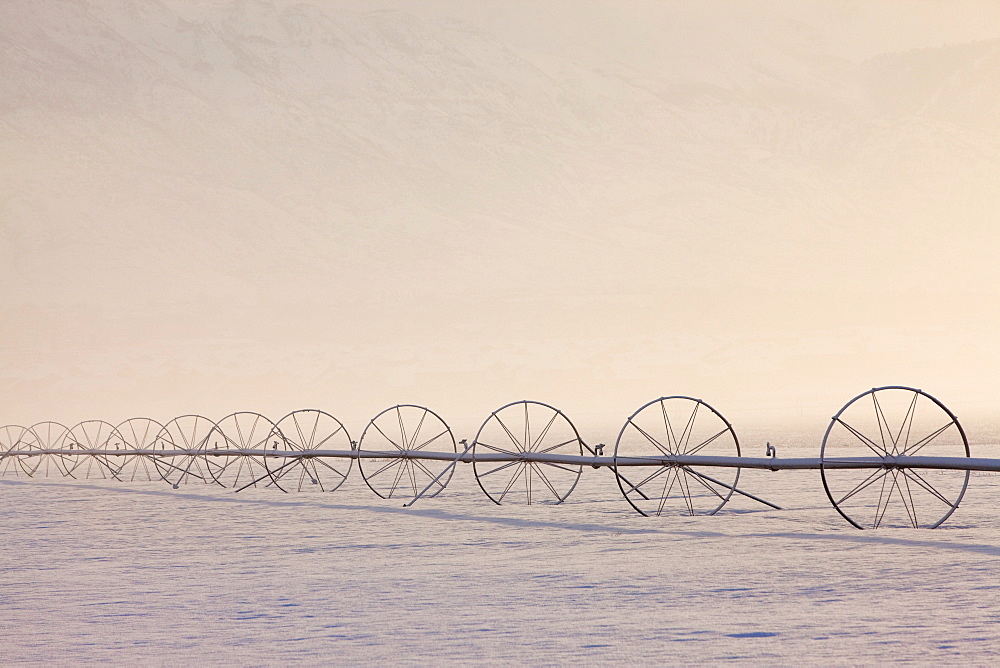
[472,400,584,505]
[358,405,457,501]
[613,397,741,517]
[820,386,970,530]
[267,409,353,494]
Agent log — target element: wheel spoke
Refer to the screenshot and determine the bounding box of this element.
[660,400,678,452]
[405,460,419,497]
[901,422,955,457]
[387,458,409,499]
[93,455,120,479]
[396,407,408,452]
[497,463,526,503]
[270,457,301,479]
[307,412,321,449]
[533,460,578,474]
[313,456,349,480]
[291,414,309,449]
[529,412,558,452]
[266,458,301,487]
[890,470,917,528]
[685,427,730,456]
[412,428,449,452]
[628,419,671,457]
[477,441,518,456]
[525,462,533,504]
[153,457,191,477]
[233,418,246,452]
[835,467,891,505]
[655,467,680,516]
[682,467,727,501]
[835,417,889,457]
[894,392,919,454]
[232,456,248,486]
[407,409,427,449]
[249,431,271,450]
[537,438,578,455]
[409,457,448,491]
[367,457,403,480]
[678,468,696,515]
[494,414,523,451]
[678,402,701,453]
[310,425,345,450]
[872,393,891,454]
[529,462,563,501]
[901,468,959,508]
[523,403,530,458]
[217,430,243,452]
[478,460,520,478]
[372,421,404,451]
[308,461,326,492]
[312,459,328,492]
[624,465,672,496]
[873,471,893,529]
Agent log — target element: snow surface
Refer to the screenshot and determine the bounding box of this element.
[4,3,1000,660]
[4,443,1000,664]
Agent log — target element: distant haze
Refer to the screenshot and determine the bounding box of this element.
[2,1,1000,443]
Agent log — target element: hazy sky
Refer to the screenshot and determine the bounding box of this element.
[2,0,1000,444]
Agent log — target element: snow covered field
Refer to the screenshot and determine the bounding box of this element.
[4,1,1000,662]
[4,444,1000,664]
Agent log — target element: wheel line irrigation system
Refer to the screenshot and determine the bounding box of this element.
[0,386,993,530]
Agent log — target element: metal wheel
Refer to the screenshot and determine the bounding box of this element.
[25,421,71,477]
[821,386,970,529]
[0,425,31,477]
[204,412,280,489]
[268,409,353,493]
[65,420,122,480]
[111,418,165,482]
[153,415,215,487]
[613,396,741,516]
[358,405,457,500]
[472,400,583,505]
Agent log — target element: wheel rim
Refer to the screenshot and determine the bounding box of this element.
[0,425,31,477]
[26,422,71,478]
[205,412,280,489]
[112,418,165,482]
[820,386,970,529]
[358,405,457,500]
[154,415,215,487]
[269,409,353,493]
[613,396,740,517]
[66,420,121,480]
[472,400,583,505]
